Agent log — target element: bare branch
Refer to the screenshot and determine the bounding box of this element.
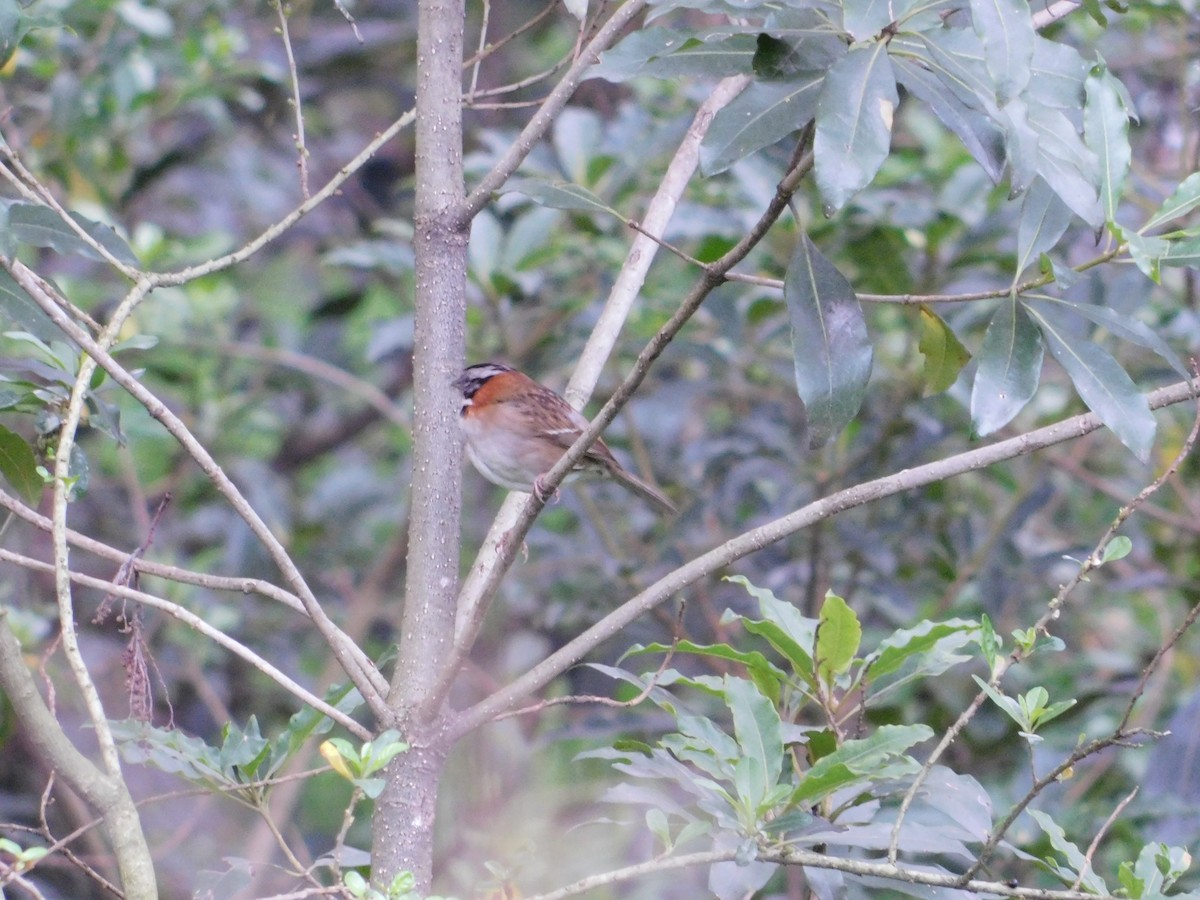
[450,378,1197,740]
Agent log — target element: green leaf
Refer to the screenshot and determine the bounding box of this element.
[970,0,1034,104]
[867,619,980,682]
[499,178,617,216]
[625,640,786,705]
[1029,36,1087,110]
[792,725,933,804]
[1144,172,1200,233]
[1125,230,1170,283]
[970,298,1043,436]
[1028,104,1102,226]
[892,55,1004,183]
[813,44,898,212]
[1028,809,1109,894]
[726,675,783,811]
[1162,235,1200,270]
[917,305,971,395]
[1084,60,1132,226]
[1025,299,1156,462]
[979,614,1000,672]
[725,576,818,681]
[785,235,872,448]
[843,0,916,41]
[815,592,861,685]
[0,270,59,341]
[8,203,139,266]
[0,424,41,505]
[972,676,1026,725]
[1034,296,1187,379]
[1101,535,1132,563]
[700,76,823,176]
[1015,178,1073,279]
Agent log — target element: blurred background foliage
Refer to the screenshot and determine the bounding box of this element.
[0,0,1197,897]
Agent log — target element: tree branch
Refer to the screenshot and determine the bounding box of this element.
[450,379,1197,739]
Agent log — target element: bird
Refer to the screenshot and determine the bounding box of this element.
[452,362,677,515]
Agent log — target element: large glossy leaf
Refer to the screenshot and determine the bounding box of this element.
[700,76,824,175]
[1144,172,1200,233]
[893,56,1005,183]
[1036,295,1187,378]
[1028,36,1087,109]
[997,98,1039,196]
[970,298,1043,436]
[8,203,139,266]
[891,30,996,115]
[1027,103,1101,225]
[969,0,1033,104]
[1025,299,1156,462]
[1015,178,1073,278]
[1084,61,1132,225]
[843,0,920,41]
[813,44,898,212]
[785,235,873,447]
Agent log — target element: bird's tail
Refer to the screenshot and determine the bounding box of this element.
[607,465,677,515]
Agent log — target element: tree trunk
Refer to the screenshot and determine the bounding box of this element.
[370,0,467,889]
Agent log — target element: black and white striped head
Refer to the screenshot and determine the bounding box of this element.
[452,362,515,409]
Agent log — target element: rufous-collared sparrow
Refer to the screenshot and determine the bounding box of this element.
[452,362,677,515]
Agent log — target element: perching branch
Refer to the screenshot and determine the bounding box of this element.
[450,378,1197,740]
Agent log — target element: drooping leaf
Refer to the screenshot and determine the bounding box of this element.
[917,305,971,395]
[970,298,1043,436]
[1027,103,1102,225]
[1015,178,1073,279]
[785,235,872,448]
[815,592,861,685]
[813,44,898,212]
[997,98,1039,197]
[700,76,824,176]
[8,203,139,266]
[893,56,1005,183]
[1036,295,1187,378]
[969,0,1034,104]
[1025,299,1156,462]
[0,424,41,505]
[1084,59,1132,225]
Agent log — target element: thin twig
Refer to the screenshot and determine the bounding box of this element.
[449,377,1197,742]
[272,0,310,197]
[1071,788,1138,892]
[0,546,372,740]
[893,378,1200,864]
